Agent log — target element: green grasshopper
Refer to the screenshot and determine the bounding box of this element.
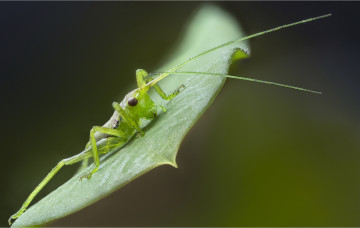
[9,14,330,225]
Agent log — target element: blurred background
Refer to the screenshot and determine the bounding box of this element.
[1,2,359,226]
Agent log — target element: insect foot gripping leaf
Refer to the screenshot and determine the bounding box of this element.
[11,4,249,227]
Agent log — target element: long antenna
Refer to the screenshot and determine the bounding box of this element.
[150,72,321,94]
[145,14,331,89]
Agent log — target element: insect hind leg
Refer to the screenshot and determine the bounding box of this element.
[76,142,91,173]
[8,150,92,225]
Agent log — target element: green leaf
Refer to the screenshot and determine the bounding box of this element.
[12,4,249,227]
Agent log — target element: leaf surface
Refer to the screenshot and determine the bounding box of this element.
[12,4,249,227]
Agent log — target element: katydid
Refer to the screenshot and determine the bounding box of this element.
[9,14,330,225]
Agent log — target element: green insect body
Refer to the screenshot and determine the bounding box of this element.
[9,14,331,225]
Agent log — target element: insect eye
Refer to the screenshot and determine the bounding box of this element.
[127,97,138,106]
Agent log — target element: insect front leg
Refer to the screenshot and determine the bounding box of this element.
[136,69,184,100]
[83,126,127,180]
[147,75,185,100]
[112,102,144,136]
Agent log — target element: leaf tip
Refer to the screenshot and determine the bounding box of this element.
[167,160,178,168]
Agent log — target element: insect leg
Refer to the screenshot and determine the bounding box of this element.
[8,149,92,225]
[112,102,144,136]
[136,69,184,100]
[136,69,148,90]
[78,158,89,171]
[148,75,184,100]
[77,143,91,172]
[84,126,127,179]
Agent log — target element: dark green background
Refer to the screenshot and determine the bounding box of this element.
[1,2,359,226]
